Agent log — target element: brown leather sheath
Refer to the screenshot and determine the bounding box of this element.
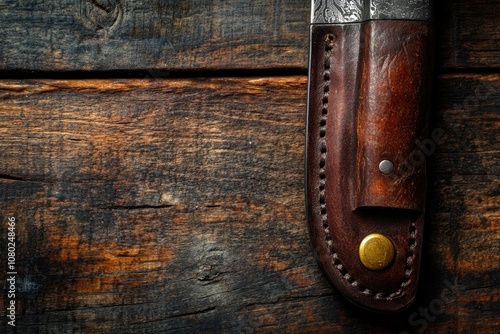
[306,20,434,313]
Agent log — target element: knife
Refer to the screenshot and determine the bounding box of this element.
[306,0,434,313]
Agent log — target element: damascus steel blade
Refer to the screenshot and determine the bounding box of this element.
[312,0,432,24]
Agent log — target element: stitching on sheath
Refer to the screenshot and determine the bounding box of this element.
[319,33,416,299]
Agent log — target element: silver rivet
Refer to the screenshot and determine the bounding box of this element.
[379,160,394,175]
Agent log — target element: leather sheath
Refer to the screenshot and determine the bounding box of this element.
[306,20,434,313]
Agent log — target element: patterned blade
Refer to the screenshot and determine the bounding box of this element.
[312,0,432,23]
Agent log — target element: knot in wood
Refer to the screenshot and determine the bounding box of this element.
[81,0,121,30]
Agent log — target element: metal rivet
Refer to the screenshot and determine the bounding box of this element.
[379,160,394,175]
[359,234,395,271]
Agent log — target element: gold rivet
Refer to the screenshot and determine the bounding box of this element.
[359,234,395,271]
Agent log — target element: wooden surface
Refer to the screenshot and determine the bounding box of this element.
[0,0,499,71]
[0,75,498,333]
[0,0,499,333]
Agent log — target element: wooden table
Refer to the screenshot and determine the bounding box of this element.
[0,1,498,333]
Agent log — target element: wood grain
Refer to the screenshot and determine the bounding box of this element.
[437,1,500,69]
[0,0,498,71]
[0,75,498,332]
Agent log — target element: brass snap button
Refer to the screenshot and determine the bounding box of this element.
[359,234,395,271]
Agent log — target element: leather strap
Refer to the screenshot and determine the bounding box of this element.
[306,20,434,313]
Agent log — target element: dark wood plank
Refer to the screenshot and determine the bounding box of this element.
[0,0,309,72]
[0,0,498,71]
[0,75,498,332]
[437,1,500,69]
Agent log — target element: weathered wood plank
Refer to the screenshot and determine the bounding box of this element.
[0,75,498,332]
[0,0,498,71]
[437,1,500,69]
